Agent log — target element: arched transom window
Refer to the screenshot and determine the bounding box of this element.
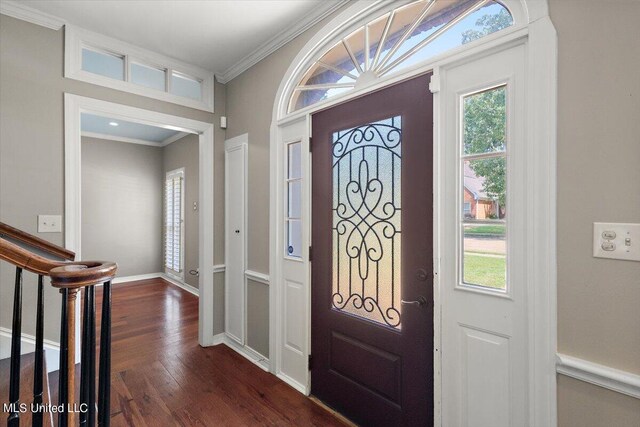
[289,0,513,113]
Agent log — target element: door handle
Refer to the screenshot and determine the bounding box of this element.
[401,296,427,307]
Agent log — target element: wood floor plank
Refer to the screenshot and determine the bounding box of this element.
[47,278,346,426]
[0,352,53,426]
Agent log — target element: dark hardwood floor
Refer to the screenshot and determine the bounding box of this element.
[50,278,347,427]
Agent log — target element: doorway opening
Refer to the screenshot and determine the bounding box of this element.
[270,0,557,425]
[64,94,217,347]
[80,112,199,295]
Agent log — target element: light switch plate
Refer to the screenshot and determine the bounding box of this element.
[593,222,640,261]
[38,215,62,233]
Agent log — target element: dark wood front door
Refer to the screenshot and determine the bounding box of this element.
[311,73,434,426]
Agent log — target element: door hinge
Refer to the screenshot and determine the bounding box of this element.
[429,70,440,93]
[308,354,313,371]
[309,246,313,262]
[309,137,313,152]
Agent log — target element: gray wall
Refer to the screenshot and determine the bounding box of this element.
[224,11,334,358]
[163,133,200,288]
[0,14,227,343]
[550,1,640,425]
[246,279,269,357]
[82,137,163,277]
[2,2,639,422]
[224,1,640,424]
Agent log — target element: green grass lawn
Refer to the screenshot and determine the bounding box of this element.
[463,253,506,289]
[464,224,506,236]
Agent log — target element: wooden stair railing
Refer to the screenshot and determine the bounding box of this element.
[0,222,117,427]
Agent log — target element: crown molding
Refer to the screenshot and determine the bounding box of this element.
[0,0,65,30]
[82,130,191,147]
[81,131,165,148]
[217,0,349,84]
[161,131,190,146]
[2,0,348,85]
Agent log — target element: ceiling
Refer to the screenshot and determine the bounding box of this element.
[18,0,344,79]
[81,113,183,144]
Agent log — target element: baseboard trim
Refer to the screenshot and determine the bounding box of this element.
[112,272,162,284]
[160,273,199,297]
[556,353,640,399]
[211,332,226,345]
[109,272,200,297]
[276,372,308,395]
[0,327,60,373]
[110,272,199,297]
[214,333,270,372]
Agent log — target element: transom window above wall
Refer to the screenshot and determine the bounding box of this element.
[289,0,513,112]
[66,26,215,112]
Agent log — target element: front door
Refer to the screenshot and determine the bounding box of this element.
[311,74,433,426]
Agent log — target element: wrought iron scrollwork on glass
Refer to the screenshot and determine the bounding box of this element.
[332,116,402,328]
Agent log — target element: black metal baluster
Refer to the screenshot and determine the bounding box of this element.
[7,267,23,427]
[88,285,97,427]
[32,274,45,427]
[80,285,96,426]
[80,287,89,426]
[58,288,69,427]
[98,281,111,427]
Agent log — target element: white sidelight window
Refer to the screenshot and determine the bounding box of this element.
[165,168,184,277]
[285,141,303,258]
[460,85,508,291]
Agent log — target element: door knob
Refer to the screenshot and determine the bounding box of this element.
[401,296,427,307]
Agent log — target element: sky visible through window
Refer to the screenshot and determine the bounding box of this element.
[293,1,512,111]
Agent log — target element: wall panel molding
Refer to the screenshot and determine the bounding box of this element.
[245,270,270,285]
[556,353,640,399]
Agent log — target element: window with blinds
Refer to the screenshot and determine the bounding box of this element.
[165,169,184,274]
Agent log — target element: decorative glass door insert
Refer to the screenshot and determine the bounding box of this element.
[331,116,402,328]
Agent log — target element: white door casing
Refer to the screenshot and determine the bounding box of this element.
[64,94,217,348]
[269,1,557,425]
[438,43,527,427]
[225,134,248,345]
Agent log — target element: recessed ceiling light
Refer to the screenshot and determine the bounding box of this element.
[109,121,119,127]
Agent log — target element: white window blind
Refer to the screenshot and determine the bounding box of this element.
[165,169,184,273]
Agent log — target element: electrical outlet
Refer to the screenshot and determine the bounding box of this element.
[38,215,62,233]
[593,222,640,262]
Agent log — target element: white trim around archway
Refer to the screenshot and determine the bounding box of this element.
[64,93,217,349]
[269,1,557,425]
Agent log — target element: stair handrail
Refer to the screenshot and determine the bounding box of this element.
[0,222,75,261]
[1,223,116,427]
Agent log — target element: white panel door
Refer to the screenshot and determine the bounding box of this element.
[440,44,527,427]
[225,135,248,345]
